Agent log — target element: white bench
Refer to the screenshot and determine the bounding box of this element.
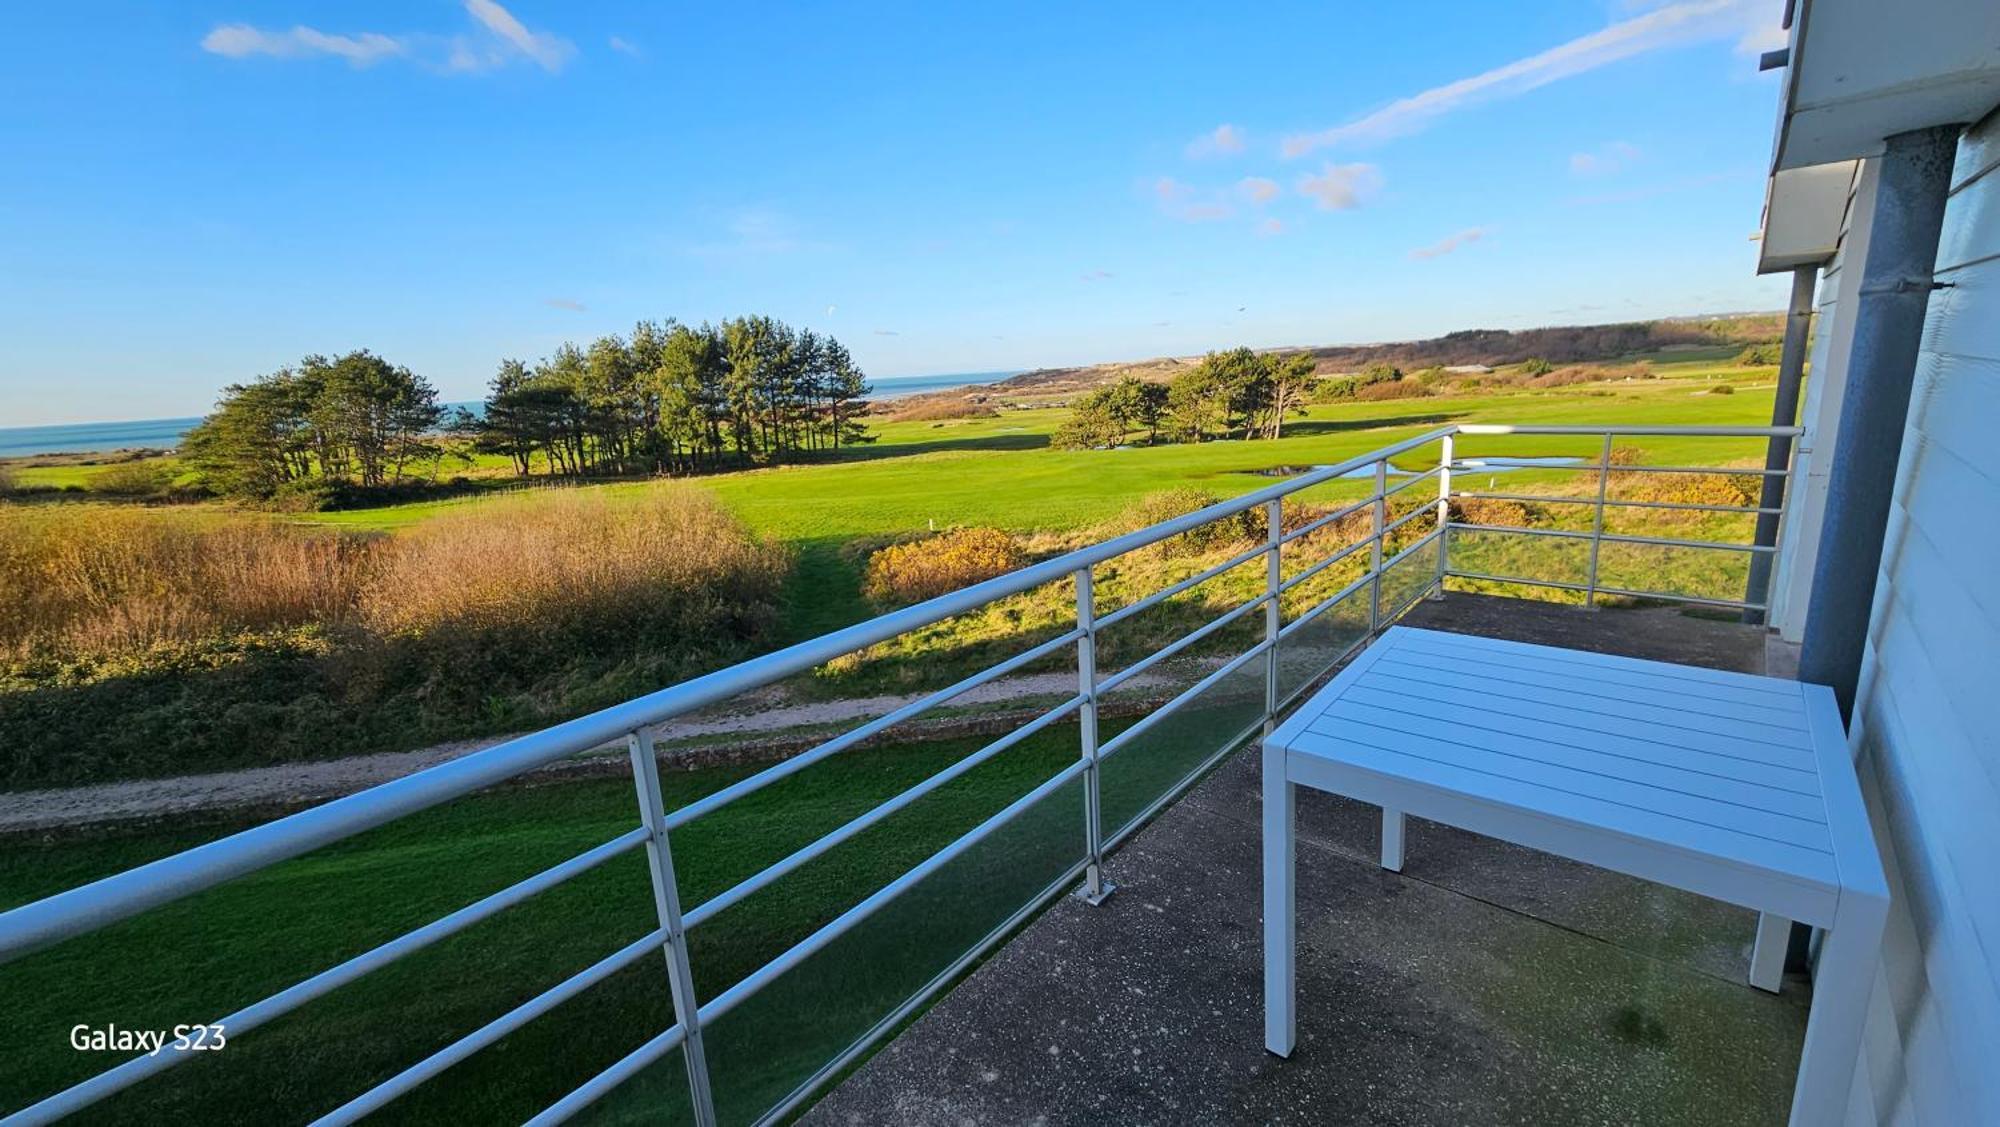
[1261,626,1887,1127]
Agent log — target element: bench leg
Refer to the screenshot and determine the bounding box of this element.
[1786,894,1886,1126]
[1262,741,1295,1058]
[1381,806,1405,873]
[1750,912,1788,993]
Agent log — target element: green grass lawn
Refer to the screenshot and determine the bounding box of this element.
[0,658,1279,1124]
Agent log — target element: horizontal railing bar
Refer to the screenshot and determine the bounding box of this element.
[1095,543,1267,629]
[1443,569,1766,612]
[1377,502,1433,540]
[756,856,1091,1126]
[1455,424,1803,437]
[0,431,1460,965]
[1097,641,1272,761]
[1456,458,1788,478]
[1451,522,1774,554]
[682,694,1085,929]
[1380,463,1444,500]
[314,929,667,1125]
[2,826,650,1126]
[523,1024,689,1127]
[1097,594,1268,694]
[1380,525,1445,572]
[665,628,1083,831]
[698,757,1092,1028]
[1278,571,1375,640]
[1277,531,1376,594]
[1453,490,1782,516]
[1277,493,1378,546]
[1275,633,1372,713]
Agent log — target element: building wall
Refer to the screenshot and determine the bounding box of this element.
[1841,107,2000,1126]
[1771,161,1872,641]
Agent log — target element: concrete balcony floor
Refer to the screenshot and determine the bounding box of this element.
[804,593,1812,1126]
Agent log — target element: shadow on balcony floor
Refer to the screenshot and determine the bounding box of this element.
[803,593,1811,1126]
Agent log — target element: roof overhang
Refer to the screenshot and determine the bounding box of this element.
[1769,0,2000,172]
[1754,0,2000,272]
[1755,160,1859,274]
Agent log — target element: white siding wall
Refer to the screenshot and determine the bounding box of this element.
[1842,107,2000,1126]
[1771,161,1871,641]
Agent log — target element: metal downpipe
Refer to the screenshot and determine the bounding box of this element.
[1797,125,1961,717]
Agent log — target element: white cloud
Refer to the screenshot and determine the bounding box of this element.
[202,1,573,74]
[1295,163,1383,210]
[1081,269,1115,281]
[1281,0,1755,157]
[1409,228,1489,260]
[608,36,643,58]
[543,297,587,311]
[1256,217,1285,238]
[201,24,406,66]
[687,209,831,258]
[1186,124,1247,159]
[461,0,572,72]
[1569,140,1642,175]
[1154,177,1233,222]
[1237,176,1281,204]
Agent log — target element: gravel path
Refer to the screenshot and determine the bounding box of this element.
[0,668,1182,833]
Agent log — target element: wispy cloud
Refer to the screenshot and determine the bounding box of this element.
[202,1,573,74]
[1281,0,1754,157]
[1256,218,1285,238]
[201,25,406,67]
[1570,140,1642,176]
[1296,163,1382,210]
[1154,177,1233,222]
[873,330,900,337]
[1237,177,1281,204]
[1081,269,1115,282]
[607,35,643,57]
[458,0,571,71]
[1409,227,1489,260]
[543,297,587,311]
[1185,124,1247,159]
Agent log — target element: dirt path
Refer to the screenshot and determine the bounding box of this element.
[0,667,1181,834]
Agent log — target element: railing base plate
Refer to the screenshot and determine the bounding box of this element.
[1074,880,1118,906]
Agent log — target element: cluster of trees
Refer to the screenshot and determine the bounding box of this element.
[181,317,875,499]
[477,317,871,477]
[183,351,443,497]
[1051,348,1316,449]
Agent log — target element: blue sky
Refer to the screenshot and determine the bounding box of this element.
[0,0,1793,425]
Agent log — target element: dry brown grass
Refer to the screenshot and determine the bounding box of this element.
[862,527,1026,606]
[0,489,785,661]
[883,397,999,422]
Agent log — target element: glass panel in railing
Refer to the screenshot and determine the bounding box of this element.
[0,780,671,1122]
[567,1041,694,1126]
[1378,534,1443,623]
[1275,580,1369,707]
[1097,654,1267,844]
[688,766,1087,1125]
[1592,539,1752,608]
[1442,525,1592,604]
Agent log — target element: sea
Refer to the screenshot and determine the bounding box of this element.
[0,370,1022,458]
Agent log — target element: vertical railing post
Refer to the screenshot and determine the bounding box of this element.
[1368,460,1387,634]
[1583,432,1614,610]
[1430,433,1453,600]
[1074,567,1113,905]
[628,730,719,1127]
[1264,498,1283,733]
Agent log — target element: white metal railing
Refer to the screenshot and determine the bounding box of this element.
[0,422,1798,1126]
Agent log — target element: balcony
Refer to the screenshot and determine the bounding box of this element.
[804,593,1808,1126]
[0,423,1812,1125]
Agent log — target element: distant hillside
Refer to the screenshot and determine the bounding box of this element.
[886,313,1783,411]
